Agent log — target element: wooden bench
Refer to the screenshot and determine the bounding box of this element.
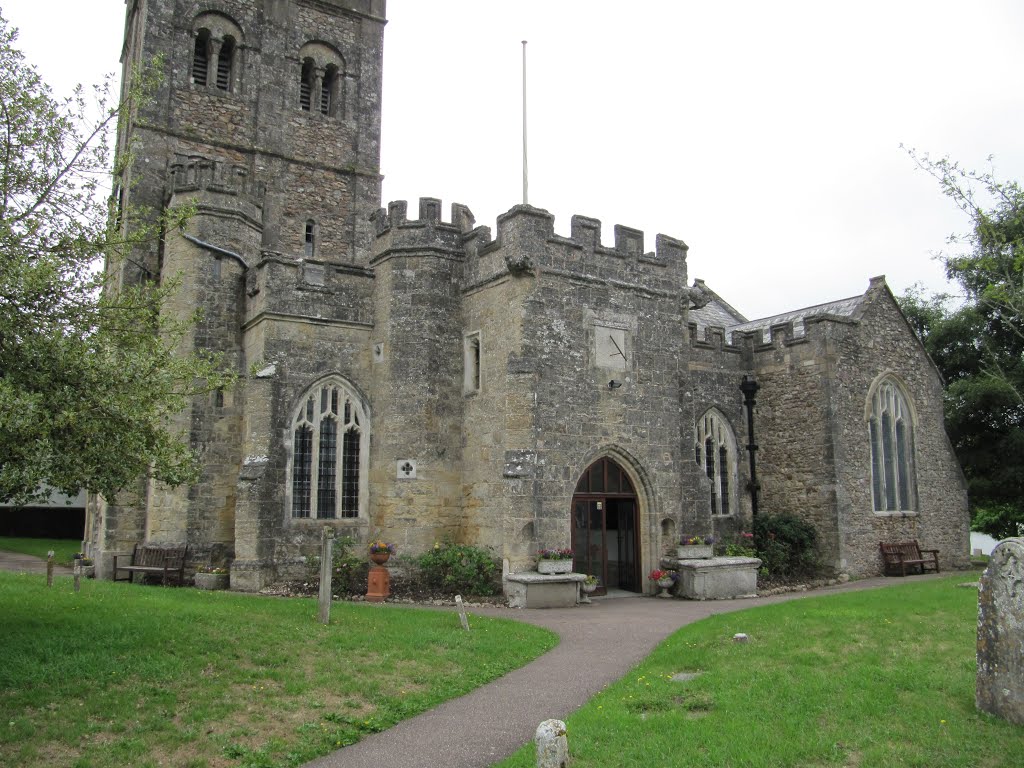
[113,544,188,586]
[879,540,940,577]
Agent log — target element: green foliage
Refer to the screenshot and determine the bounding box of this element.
[899,149,1024,539]
[752,514,818,578]
[493,577,1024,768]
[0,572,556,768]
[415,542,500,596]
[971,503,1022,540]
[305,536,369,596]
[0,13,232,504]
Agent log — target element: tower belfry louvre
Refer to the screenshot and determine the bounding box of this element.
[87,0,969,591]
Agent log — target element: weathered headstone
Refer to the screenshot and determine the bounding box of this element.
[977,537,1024,725]
[455,595,470,631]
[535,719,568,768]
[318,527,334,625]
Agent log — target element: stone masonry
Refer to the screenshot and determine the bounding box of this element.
[85,0,970,593]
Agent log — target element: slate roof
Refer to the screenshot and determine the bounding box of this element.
[689,285,866,344]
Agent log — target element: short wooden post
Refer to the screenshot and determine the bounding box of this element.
[318,527,334,625]
[455,595,470,631]
[46,551,54,587]
[73,561,81,593]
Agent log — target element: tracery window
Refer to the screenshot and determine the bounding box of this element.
[290,379,367,519]
[695,409,738,516]
[868,377,917,512]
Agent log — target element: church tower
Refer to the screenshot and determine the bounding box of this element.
[91,0,387,588]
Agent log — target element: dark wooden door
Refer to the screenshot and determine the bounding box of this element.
[570,458,640,593]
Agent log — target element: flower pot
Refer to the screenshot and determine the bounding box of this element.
[194,572,229,590]
[537,559,572,575]
[74,563,95,579]
[369,551,391,566]
[581,581,598,594]
[678,544,714,559]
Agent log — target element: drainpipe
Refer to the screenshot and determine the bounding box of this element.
[739,375,760,517]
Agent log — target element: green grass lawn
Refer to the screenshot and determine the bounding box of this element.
[0,536,81,566]
[495,575,1024,768]
[0,572,556,768]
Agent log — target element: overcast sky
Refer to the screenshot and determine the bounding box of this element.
[5,0,1023,320]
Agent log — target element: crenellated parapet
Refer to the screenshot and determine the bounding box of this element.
[169,156,265,204]
[688,313,861,354]
[370,198,475,264]
[461,203,689,297]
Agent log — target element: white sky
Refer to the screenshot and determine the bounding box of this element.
[5,0,1023,320]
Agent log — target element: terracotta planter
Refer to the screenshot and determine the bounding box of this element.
[369,551,391,566]
[537,559,572,575]
[678,544,714,560]
[194,572,229,590]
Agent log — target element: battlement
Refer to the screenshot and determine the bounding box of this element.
[482,204,688,264]
[688,312,860,353]
[169,156,265,204]
[371,198,476,236]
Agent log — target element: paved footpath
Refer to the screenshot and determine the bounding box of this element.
[0,549,74,576]
[305,575,925,768]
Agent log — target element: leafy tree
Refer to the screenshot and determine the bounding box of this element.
[0,15,230,504]
[901,150,1024,538]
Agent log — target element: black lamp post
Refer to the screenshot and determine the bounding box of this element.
[740,375,760,518]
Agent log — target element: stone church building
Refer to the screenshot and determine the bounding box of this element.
[86,0,970,592]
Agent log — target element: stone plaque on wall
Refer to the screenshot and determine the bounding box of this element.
[977,537,1024,725]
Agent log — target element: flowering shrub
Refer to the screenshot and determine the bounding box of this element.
[681,535,714,546]
[538,547,574,560]
[648,569,678,582]
[583,574,599,586]
[753,514,818,577]
[72,553,94,566]
[368,540,397,555]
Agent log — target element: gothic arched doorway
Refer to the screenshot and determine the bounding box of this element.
[571,457,641,594]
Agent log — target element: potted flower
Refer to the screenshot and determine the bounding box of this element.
[194,564,229,590]
[72,553,95,578]
[648,568,678,598]
[678,535,714,560]
[368,540,396,565]
[537,547,574,574]
[579,574,600,604]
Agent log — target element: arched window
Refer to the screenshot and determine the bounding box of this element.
[297,42,345,117]
[216,36,235,91]
[695,409,738,516]
[191,12,243,93]
[192,29,211,85]
[868,377,917,512]
[304,220,316,257]
[300,59,315,111]
[321,65,338,115]
[289,379,367,519]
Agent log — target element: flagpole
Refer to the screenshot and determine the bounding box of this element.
[522,40,528,206]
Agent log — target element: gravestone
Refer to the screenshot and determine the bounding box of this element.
[535,719,568,768]
[977,537,1024,725]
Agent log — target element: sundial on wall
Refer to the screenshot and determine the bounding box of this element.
[595,325,628,370]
